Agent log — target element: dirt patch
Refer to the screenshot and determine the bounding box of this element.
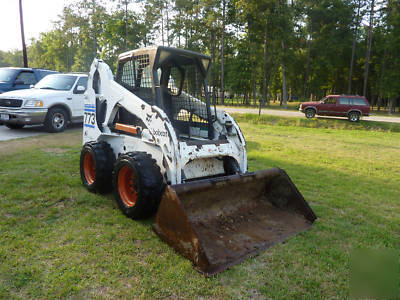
[0,130,81,156]
[4,213,14,219]
[46,197,76,208]
[42,148,69,154]
[133,239,145,246]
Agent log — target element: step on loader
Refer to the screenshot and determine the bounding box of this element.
[80,46,316,275]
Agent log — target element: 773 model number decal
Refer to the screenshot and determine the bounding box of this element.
[84,109,96,128]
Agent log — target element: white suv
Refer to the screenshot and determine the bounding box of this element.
[0,73,88,132]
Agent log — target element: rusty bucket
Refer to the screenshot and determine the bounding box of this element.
[153,168,317,275]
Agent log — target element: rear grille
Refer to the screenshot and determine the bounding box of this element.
[0,98,23,108]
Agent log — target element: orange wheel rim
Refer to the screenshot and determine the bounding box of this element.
[118,165,137,207]
[83,152,96,185]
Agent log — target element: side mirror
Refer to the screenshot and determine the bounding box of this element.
[75,85,86,94]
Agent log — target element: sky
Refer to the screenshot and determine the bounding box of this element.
[0,0,69,52]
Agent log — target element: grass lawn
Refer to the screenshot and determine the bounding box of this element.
[0,116,399,299]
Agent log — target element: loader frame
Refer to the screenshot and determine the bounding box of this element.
[83,46,247,185]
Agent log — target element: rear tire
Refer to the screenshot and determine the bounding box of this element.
[44,107,68,132]
[80,142,115,194]
[305,108,316,118]
[348,111,360,122]
[6,124,24,129]
[113,152,165,219]
[223,157,240,175]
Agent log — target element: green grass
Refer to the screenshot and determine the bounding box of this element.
[0,117,399,299]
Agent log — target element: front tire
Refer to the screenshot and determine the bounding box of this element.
[348,111,360,122]
[44,107,68,132]
[80,142,115,194]
[305,108,316,118]
[113,152,165,219]
[223,157,240,175]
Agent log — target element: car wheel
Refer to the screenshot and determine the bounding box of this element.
[348,111,360,122]
[6,124,24,129]
[44,107,68,132]
[305,108,316,118]
[113,152,165,220]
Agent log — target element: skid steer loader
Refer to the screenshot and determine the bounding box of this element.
[80,46,316,275]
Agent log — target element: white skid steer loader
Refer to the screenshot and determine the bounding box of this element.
[80,46,316,275]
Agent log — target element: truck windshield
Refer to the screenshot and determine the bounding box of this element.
[0,69,18,82]
[35,75,77,91]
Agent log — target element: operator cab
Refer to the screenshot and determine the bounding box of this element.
[115,46,214,140]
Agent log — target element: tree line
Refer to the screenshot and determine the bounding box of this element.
[1,0,399,111]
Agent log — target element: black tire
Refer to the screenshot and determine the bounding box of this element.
[348,111,360,122]
[44,107,68,132]
[80,141,115,194]
[223,156,240,175]
[6,124,24,129]
[305,108,316,118]
[113,152,165,220]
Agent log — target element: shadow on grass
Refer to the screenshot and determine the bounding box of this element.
[82,148,399,252]
[249,153,398,216]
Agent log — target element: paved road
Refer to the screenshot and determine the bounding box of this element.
[0,124,82,141]
[222,107,400,124]
[0,125,43,141]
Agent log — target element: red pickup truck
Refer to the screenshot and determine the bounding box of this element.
[300,95,370,122]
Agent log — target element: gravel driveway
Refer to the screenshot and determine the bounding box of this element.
[0,124,82,141]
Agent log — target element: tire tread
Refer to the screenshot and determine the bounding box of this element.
[113,152,165,219]
[80,141,115,194]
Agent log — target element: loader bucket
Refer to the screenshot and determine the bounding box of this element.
[153,168,317,275]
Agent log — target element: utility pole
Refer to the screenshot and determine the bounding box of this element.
[19,0,28,67]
